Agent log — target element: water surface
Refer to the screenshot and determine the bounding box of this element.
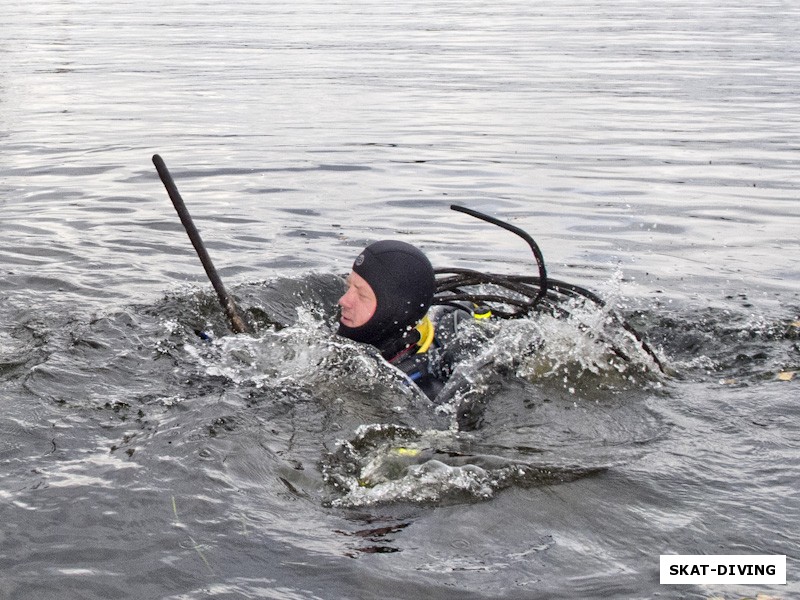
[1,1,798,598]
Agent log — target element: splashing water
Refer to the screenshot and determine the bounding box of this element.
[184,308,340,387]
[434,275,664,409]
[321,423,605,508]
[312,271,670,508]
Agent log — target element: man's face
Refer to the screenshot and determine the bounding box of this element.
[338,271,377,329]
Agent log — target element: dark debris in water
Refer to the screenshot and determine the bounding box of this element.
[335,519,411,556]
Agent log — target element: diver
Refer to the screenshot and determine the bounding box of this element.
[152,153,663,390]
[335,231,665,401]
[337,240,459,400]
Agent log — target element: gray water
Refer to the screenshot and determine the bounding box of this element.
[1,1,798,598]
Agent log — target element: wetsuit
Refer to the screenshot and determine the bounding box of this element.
[383,305,474,400]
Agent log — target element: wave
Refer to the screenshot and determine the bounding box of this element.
[7,272,794,509]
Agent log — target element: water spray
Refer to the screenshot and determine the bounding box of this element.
[437,205,663,372]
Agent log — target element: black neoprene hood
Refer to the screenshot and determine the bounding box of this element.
[338,240,435,349]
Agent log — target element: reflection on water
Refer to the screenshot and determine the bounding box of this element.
[1,0,798,598]
[2,0,798,309]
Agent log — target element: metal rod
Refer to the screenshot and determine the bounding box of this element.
[152,154,250,334]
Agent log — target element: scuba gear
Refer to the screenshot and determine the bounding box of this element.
[388,310,460,400]
[338,240,436,357]
[433,205,664,373]
[341,205,663,401]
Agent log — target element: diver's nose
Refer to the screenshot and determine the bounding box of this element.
[338,286,353,309]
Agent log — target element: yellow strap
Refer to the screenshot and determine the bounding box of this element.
[415,315,435,353]
[472,307,492,319]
